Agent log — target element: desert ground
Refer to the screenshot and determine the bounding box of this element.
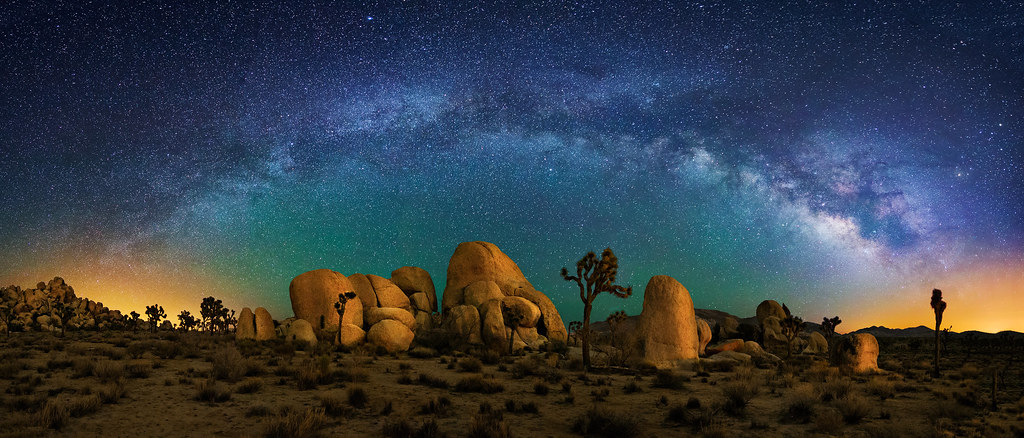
[1,329,1022,438]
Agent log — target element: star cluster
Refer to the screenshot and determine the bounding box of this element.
[1,1,1022,331]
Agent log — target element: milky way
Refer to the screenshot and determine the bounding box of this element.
[2,1,1022,331]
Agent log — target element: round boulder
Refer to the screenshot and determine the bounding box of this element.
[367,275,412,312]
[236,307,256,340]
[463,281,504,309]
[636,275,699,368]
[367,319,414,353]
[500,296,541,328]
[444,304,482,345]
[390,266,437,312]
[365,307,416,330]
[254,307,275,341]
[289,269,354,331]
[696,318,712,356]
[337,324,366,348]
[831,333,880,374]
[756,300,786,326]
[347,273,379,309]
[277,318,317,346]
[803,331,828,354]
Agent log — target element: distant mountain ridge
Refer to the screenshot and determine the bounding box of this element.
[851,325,1024,338]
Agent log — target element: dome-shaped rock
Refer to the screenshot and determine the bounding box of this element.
[367,319,414,352]
[637,275,699,368]
[390,266,436,312]
[289,269,354,331]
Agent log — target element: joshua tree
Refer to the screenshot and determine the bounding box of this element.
[780,314,806,358]
[0,303,14,338]
[502,303,525,355]
[941,326,952,354]
[177,310,197,332]
[128,311,141,332]
[567,321,582,346]
[930,289,947,378]
[821,316,842,340]
[334,291,358,344]
[200,296,231,333]
[606,310,631,366]
[561,248,632,370]
[145,304,166,333]
[52,301,77,337]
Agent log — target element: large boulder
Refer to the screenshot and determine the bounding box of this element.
[441,241,567,343]
[463,281,504,308]
[500,296,541,328]
[831,333,880,374]
[254,307,275,341]
[340,296,364,328]
[337,324,366,348]
[762,315,785,347]
[390,266,437,312]
[364,307,416,330]
[706,338,745,355]
[277,318,317,346]
[236,308,256,340]
[367,275,412,312]
[756,300,786,326]
[289,269,354,331]
[347,273,379,309]
[444,305,482,345]
[803,331,828,354]
[636,275,699,368]
[367,319,414,353]
[696,318,712,356]
[478,299,507,351]
[409,293,431,313]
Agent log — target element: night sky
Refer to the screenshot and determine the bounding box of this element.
[2,1,1022,332]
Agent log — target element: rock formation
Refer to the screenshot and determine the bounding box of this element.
[802,331,828,354]
[755,300,786,325]
[439,241,567,350]
[0,278,126,333]
[696,318,712,356]
[367,319,414,353]
[831,333,880,373]
[289,269,354,332]
[277,318,317,346]
[254,307,275,341]
[236,307,256,340]
[636,275,699,368]
[391,266,437,312]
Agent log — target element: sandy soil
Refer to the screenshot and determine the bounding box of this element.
[1,331,1022,437]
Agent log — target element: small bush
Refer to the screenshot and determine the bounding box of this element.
[71,357,95,378]
[666,404,688,424]
[865,378,895,400]
[246,405,273,417]
[468,411,511,438]
[571,407,639,438]
[835,395,872,424]
[455,375,505,394]
[651,369,686,390]
[127,361,152,379]
[780,387,816,424]
[211,347,247,382]
[194,379,232,403]
[237,377,264,394]
[384,418,446,438]
[68,395,102,417]
[813,407,844,434]
[534,382,550,396]
[98,379,127,404]
[458,357,483,373]
[421,396,452,417]
[722,380,759,417]
[263,407,325,438]
[95,360,126,383]
[817,376,852,402]
[417,374,450,389]
[686,397,701,409]
[623,380,642,394]
[320,394,353,417]
[504,399,538,414]
[348,386,369,409]
[37,399,70,429]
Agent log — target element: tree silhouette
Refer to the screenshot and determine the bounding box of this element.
[501,302,525,355]
[200,297,231,333]
[780,314,806,358]
[52,301,76,337]
[0,303,15,338]
[145,304,166,333]
[821,316,842,340]
[177,310,198,332]
[930,289,947,378]
[560,248,632,370]
[567,321,582,347]
[128,311,141,332]
[334,291,357,345]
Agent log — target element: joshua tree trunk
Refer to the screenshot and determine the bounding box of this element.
[582,303,593,370]
[933,315,941,378]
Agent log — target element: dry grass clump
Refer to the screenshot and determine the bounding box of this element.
[236,377,264,394]
[458,357,483,373]
[127,360,152,379]
[347,386,369,409]
[383,418,445,438]
[94,360,126,383]
[813,407,844,434]
[651,369,687,390]
[468,411,512,438]
[0,360,27,379]
[262,407,325,438]
[835,394,873,424]
[98,379,127,404]
[572,407,639,438]
[865,377,895,400]
[37,398,70,430]
[71,357,95,378]
[455,375,505,394]
[319,393,354,417]
[420,396,453,417]
[68,394,102,417]
[210,346,247,382]
[817,375,852,402]
[780,387,817,424]
[721,379,760,417]
[194,378,232,403]
[927,399,975,422]
[533,381,550,395]
[416,373,451,389]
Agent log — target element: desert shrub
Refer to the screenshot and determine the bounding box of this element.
[835,395,872,424]
[590,388,610,402]
[722,380,759,417]
[927,399,974,421]
[98,379,127,404]
[480,349,501,365]
[958,363,981,380]
[194,378,232,403]
[94,360,125,383]
[510,358,541,379]
[210,346,246,382]
[455,375,505,394]
[651,369,686,390]
[71,357,95,378]
[68,394,102,417]
[384,418,446,438]
[623,380,642,394]
[0,360,27,379]
[666,404,688,424]
[780,387,816,424]
[571,407,639,438]
[458,357,483,373]
[817,376,852,402]
[46,356,74,370]
[686,397,701,409]
[246,405,273,417]
[262,407,325,438]
[865,378,895,400]
[127,361,152,378]
[237,377,264,394]
[319,393,353,417]
[504,399,538,414]
[348,386,368,409]
[813,407,844,434]
[533,382,550,396]
[37,399,70,430]
[417,374,450,389]
[421,396,452,417]
[468,411,511,438]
